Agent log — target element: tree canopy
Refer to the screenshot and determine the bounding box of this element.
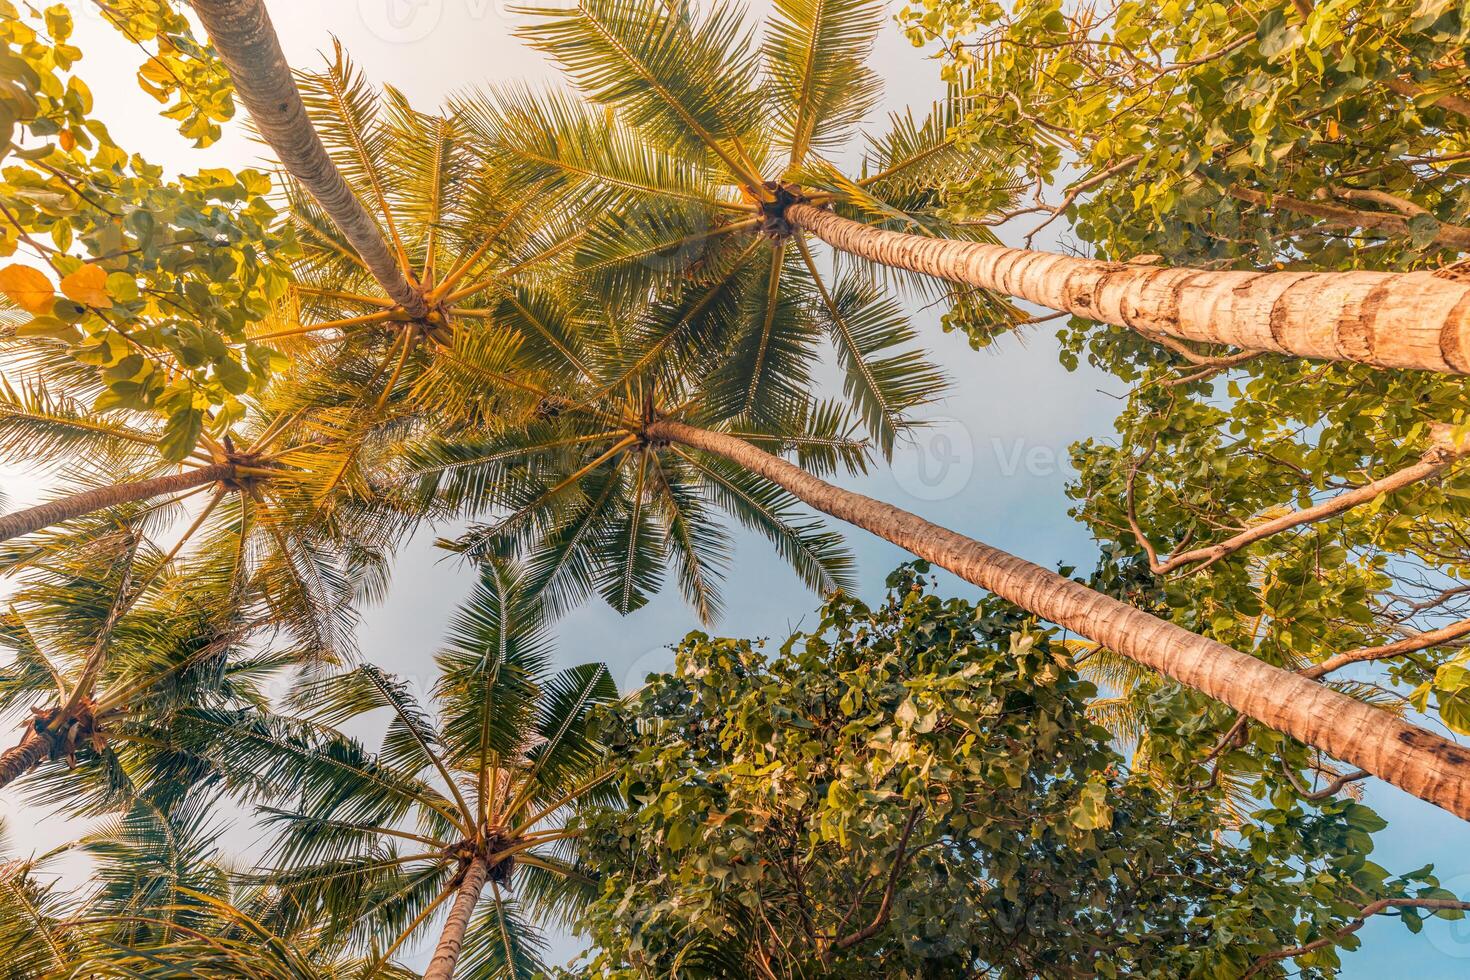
[571,566,1464,977]
[1,0,1470,975]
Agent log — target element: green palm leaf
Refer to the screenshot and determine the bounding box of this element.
[764,0,885,163]
[516,0,765,181]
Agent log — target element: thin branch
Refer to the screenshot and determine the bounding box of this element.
[1280,761,1369,800]
[831,806,922,952]
[1302,616,1470,680]
[1245,898,1470,977]
[1152,425,1468,574]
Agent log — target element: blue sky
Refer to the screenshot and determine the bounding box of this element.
[2,0,1469,972]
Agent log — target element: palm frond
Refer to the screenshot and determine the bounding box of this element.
[764,0,884,163]
[516,0,766,183]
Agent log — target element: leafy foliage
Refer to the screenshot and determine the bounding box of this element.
[904,0,1470,797]
[570,566,1462,977]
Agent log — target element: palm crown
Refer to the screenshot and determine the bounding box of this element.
[217,559,616,976]
[463,0,1018,454]
[392,0,1033,623]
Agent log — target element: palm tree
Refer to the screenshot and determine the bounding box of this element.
[502,0,1470,375]
[465,5,996,457]
[407,294,864,623]
[251,46,588,506]
[398,280,1470,821]
[0,817,77,976]
[189,0,426,318]
[14,785,418,979]
[0,365,264,546]
[0,489,369,794]
[73,892,419,979]
[636,416,1470,820]
[209,559,616,979]
[2,16,569,543]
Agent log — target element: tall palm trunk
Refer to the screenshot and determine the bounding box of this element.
[786,203,1470,375]
[0,463,231,544]
[189,0,427,317]
[647,419,1470,820]
[424,856,489,980]
[0,729,52,789]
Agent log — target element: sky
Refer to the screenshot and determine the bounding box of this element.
[2,0,1470,973]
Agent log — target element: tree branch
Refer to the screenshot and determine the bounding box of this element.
[1302,616,1470,680]
[1280,761,1369,800]
[1152,424,1469,575]
[831,806,923,952]
[1245,898,1470,977]
[1230,186,1470,252]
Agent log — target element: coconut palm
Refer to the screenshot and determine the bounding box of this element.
[638,416,1470,820]
[0,496,359,795]
[72,892,420,979]
[202,559,616,979]
[189,0,426,319]
[389,227,1470,822]
[465,1,990,456]
[0,816,78,976]
[1,20,570,543]
[407,291,865,623]
[250,46,590,506]
[11,785,417,979]
[492,0,1470,376]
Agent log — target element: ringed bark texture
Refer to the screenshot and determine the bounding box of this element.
[787,203,1470,374]
[189,0,427,316]
[0,464,232,543]
[0,729,52,789]
[423,856,489,980]
[648,419,1470,821]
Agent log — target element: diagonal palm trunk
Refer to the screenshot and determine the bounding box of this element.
[189,0,427,317]
[0,729,53,789]
[424,856,489,980]
[0,463,231,544]
[647,419,1470,820]
[786,203,1470,375]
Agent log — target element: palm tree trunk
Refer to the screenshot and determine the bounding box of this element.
[0,729,52,789]
[786,203,1470,374]
[189,0,427,317]
[0,463,231,544]
[424,856,489,980]
[647,419,1470,820]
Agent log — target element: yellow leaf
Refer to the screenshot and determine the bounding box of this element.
[59,264,112,308]
[0,263,55,314]
[1327,118,1340,140]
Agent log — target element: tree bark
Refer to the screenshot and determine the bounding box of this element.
[786,203,1470,374]
[0,463,232,544]
[423,856,489,980]
[648,419,1470,821]
[0,729,52,789]
[189,0,427,317]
